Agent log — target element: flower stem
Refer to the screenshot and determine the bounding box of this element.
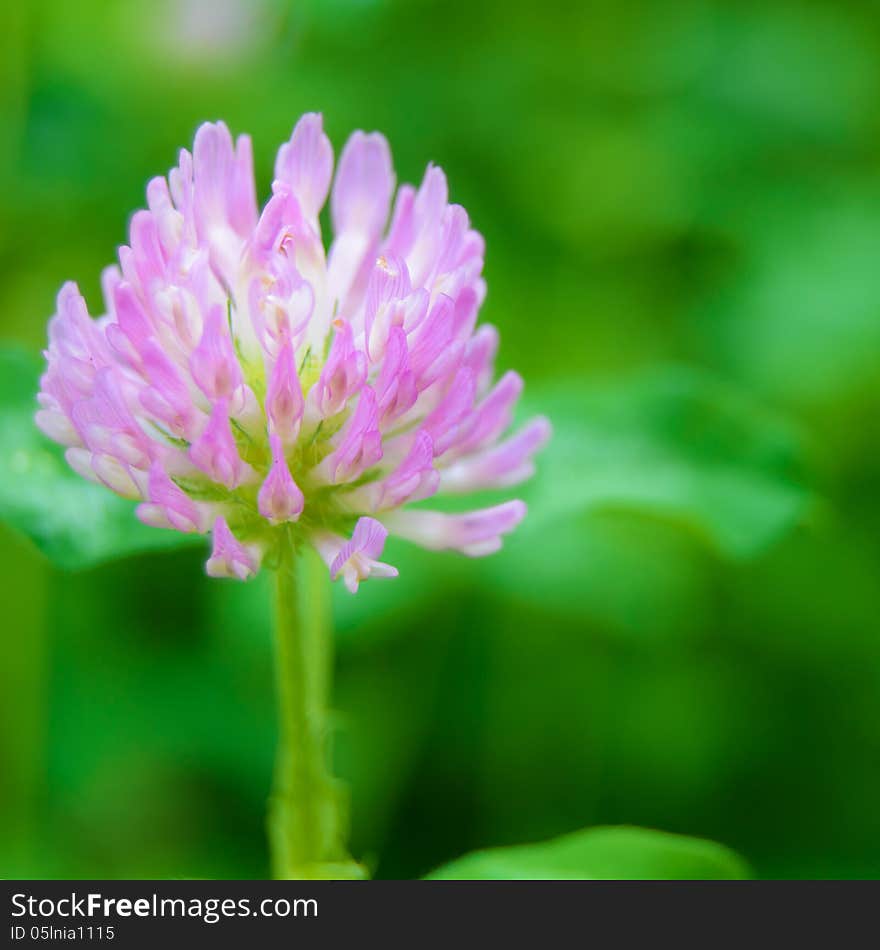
[268,531,363,879]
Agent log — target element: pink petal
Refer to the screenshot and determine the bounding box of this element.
[206,517,259,580]
[363,253,412,361]
[330,130,394,240]
[463,324,499,395]
[376,430,439,509]
[319,386,383,484]
[450,370,523,457]
[127,210,168,288]
[440,417,552,492]
[35,408,79,446]
[374,326,418,426]
[137,462,207,533]
[406,293,462,388]
[190,303,243,400]
[230,132,259,235]
[71,368,151,467]
[398,164,448,286]
[90,452,142,498]
[327,131,395,307]
[189,398,248,489]
[46,283,109,379]
[382,500,526,556]
[310,320,366,418]
[191,122,257,280]
[384,184,416,256]
[265,339,304,442]
[107,282,153,360]
[192,121,257,238]
[274,112,334,222]
[422,366,477,457]
[257,434,304,523]
[247,263,315,359]
[327,517,398,593]
[139,340,199,440]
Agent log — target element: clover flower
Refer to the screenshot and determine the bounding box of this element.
[36,115,549,590]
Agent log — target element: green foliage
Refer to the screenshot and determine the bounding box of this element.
[0,349,201,569]
[521,366,811,558]
[426,826,750,880]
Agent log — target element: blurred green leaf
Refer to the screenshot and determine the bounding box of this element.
[425,825,750,880]
[519,366,811,558]
[0,347,202,570]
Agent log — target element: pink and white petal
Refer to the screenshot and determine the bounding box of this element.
[190,303,243,400]
[192,121,256,279]
[90,452,142,498]
[422,366,477,457]
[373,326,418,426]
[439,417,552,492]
[376,430,439,509]
[35,408,80,447]
[402,164,448,286]
[463,324,500,396]
[257,434,305,523]
[274,112,334,223]
[265,339,304,442]
[189,398,249,489]
[327,131,395,308]
[316,386,383,484]
[330,130,395,240]
[363,253,412,361]
[136,462,208,533]
[231,132,259,235]
[327,517,398,593]
[382,500,526,556]
[449,370,523,457]
[309,320,367,419]
[206,517,260,580]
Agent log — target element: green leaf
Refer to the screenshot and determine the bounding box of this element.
[0,347,203,570]
[519,366,811,559]
[425,825,751,880]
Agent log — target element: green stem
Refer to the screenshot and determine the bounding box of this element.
[268,532,363,879]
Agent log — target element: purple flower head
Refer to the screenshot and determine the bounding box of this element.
[36,115,549,590]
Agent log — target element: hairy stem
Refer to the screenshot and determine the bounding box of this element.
[268,532,363,879]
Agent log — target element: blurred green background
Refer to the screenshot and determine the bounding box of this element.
[1,0,879,879]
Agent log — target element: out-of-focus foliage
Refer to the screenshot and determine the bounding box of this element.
[426,826,750,880]
[517,368,810,558]
[1,0,879,879]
